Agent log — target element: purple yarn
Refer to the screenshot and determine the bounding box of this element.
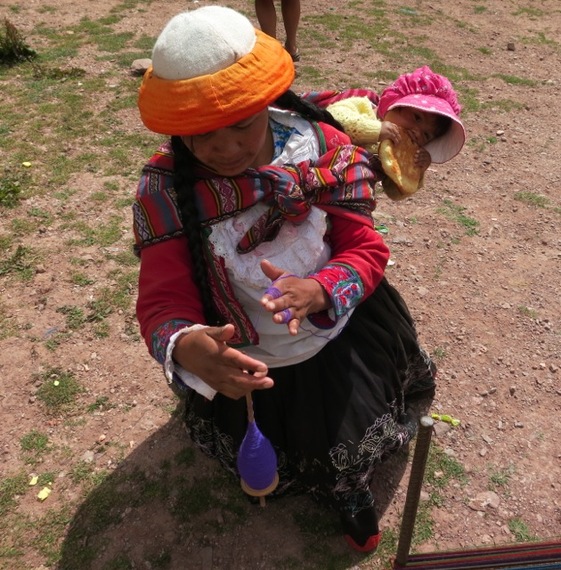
[264,286,282,299]
[237,421,278,491]
[278,308,292,323]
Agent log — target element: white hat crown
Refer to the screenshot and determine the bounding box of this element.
[152,6,256,81]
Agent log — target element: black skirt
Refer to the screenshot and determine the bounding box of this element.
[184,277,436,516]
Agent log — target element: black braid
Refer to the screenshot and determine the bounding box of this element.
[273,89,346,132]
[170,135,223,326]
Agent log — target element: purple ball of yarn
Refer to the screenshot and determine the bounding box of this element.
[237,421,278,491]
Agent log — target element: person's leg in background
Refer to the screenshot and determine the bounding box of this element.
[281,0,301,60]
[255,0,278,39]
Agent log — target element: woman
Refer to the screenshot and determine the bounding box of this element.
[134,5,436,553]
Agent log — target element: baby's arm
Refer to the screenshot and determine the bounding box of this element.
[326,97,382,151]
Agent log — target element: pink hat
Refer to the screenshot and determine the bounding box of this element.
[377,66,465,163]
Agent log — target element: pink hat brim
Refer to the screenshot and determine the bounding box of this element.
[386,94,465,164]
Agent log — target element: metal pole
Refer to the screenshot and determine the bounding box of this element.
[394,415,434,567]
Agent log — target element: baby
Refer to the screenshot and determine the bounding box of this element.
[306,66,465,199]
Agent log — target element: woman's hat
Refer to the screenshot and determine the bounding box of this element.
[138,6,295,135]
[377,66,465,163]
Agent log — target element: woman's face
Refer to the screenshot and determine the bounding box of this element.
[181,109,272,175]
[384,106,440,146]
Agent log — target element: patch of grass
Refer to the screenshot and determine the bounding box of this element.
[522,31,559,48]
[70,272,95,286]
[0,300,18,340]
[44,331,73,351]
[513,191,549,208]
[432,347,447,360]
[31,505,74,567]
[69,461,100,487]
[293,504,337,537]
[457,86,481,113]
[508,518,538,542]
[518,305,538,319]
[71,17,135,53]
[402,443,468,548]
[87,396,115,413]
[0,244,37,280]
[0,168,31,207]
[0,472,28,516]
[493,73,538,87]
[174,447,196,468]
[35,368,84,414]
[67,216,124,247]
[0,18,37,65]
[480,98,524,113]
[57,305,87,330]
[438,199,480,236]
[513,7,544,18]
[425,444,468,493]
[20,429,50,453]
[31,63,86,80]
[488,464,515,490]
[412,501,434,545]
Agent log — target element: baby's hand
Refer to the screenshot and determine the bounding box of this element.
[415,147,432,171]
[379,121,402,145]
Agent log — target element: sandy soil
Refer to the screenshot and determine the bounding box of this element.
[1,0,560,568]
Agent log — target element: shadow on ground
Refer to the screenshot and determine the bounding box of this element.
[57,403,409,570]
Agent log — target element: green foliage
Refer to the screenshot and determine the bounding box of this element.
[35,368,84,413]
[438,199,480,236]
[493,73,538,87]
[0,472,28,516]
[426,444,468,491]
[0,244,37,280]
[514,191,549,208]
[0,18,37,65]
[0,168,31,208]
[508,518,538,542]
[57,305,87,330]
[489,464,515,489]
[518,305,538,319]
[20,430,49,453]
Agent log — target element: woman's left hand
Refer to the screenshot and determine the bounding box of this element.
[259,259,331,335]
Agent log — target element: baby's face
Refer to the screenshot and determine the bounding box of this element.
[384,107,440,146]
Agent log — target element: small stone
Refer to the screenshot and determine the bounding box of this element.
[82,450,95,463]
[130,58,152,76]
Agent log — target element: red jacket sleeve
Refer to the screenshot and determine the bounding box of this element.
[136,236,205,360]
[307,211,389,320]
[328,212,389,294]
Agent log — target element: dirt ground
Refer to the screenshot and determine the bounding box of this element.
[1,0,560,569]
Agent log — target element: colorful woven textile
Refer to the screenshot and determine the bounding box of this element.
[393,540,561,569]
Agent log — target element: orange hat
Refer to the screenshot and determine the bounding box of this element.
[138,6,295,136]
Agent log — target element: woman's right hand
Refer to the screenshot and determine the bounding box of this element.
[172,324,274,400]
